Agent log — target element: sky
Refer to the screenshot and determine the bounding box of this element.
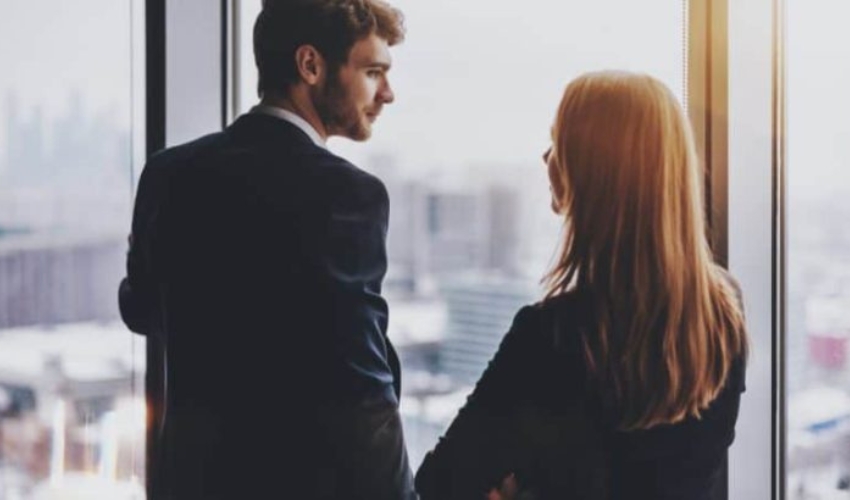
[0,1,135,124]
[238,0,686,174]
[0,0,139,190]
[1,0,849,196]
[785,0,850,200]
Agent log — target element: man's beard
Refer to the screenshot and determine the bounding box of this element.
[313,71,371,141]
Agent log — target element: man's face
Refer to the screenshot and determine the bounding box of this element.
[314,33,395,141]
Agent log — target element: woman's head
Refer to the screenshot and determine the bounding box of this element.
[544,71,746,430]
[546,71,703,290]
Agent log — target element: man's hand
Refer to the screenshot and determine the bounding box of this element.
[487,473,518,500]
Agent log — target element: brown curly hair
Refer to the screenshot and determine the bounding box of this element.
[254,0,405,96]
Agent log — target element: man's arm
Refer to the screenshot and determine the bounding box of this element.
[320,172,415,500]
[119,162,167,336]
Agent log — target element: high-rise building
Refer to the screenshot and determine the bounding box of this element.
[438,273,538,384]
[378,168,530,298]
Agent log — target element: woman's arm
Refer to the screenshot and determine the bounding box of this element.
[415,306,541,500]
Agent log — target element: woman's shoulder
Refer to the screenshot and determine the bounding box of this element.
[528,290,592,334]
[505,290,591,361]
[517,289,589,322]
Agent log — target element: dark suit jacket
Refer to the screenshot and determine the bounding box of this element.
[415,288,746,500]
[119,113,415,499]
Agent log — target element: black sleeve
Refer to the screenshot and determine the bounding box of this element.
[415,306,540,500]
[118,161,168,336]
[321,173,397,401]
[321,398,416,500]
[320,173,415,499]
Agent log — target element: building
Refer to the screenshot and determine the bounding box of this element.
[0,322,145,494]
[0,234,126,329]
[377,167,530,299]
[438,273,539,384]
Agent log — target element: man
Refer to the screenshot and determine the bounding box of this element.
[118,1,414,498]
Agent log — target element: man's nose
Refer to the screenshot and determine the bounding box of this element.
[379,79,395,104]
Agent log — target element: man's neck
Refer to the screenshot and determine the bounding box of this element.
[260,92,328,140]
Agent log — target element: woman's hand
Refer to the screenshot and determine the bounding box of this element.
[487,474,518,500]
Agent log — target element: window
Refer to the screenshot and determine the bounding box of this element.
[236,0,687,469]
[785,1,850,497]
[726,0,776,497]
[0,2,146,498]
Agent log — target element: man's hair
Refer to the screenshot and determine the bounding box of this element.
[254,0,405,96]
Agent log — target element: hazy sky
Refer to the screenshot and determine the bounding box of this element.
[0,1,134,123]
[1,0,849,197]
[785,0,850,200]
[238,0,685,174]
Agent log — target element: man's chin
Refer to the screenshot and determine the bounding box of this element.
[345,123,372,142]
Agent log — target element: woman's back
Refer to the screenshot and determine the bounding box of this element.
[416,71,747,500]
[415,288,746,500]
[542,290,745,499]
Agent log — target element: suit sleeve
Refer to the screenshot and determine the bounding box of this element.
[118,162,166,336]
[320,174,415,499]
[415,306,539,500]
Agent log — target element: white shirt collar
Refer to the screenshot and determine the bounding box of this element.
[250,104,327,148]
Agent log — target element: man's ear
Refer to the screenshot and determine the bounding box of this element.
[294,45,325,86]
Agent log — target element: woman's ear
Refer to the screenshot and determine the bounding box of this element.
[547,152,567,214]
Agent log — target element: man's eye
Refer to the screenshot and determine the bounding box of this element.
[367,70,382,78]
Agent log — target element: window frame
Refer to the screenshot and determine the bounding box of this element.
[143,1,229,497]
[144,1,786,498]
[697,0,786,497]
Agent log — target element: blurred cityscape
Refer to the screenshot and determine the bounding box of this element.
[365,151,559,467]
[2,91,850,499]
[0,93,144,499]
[0,91,564,497]
[786,200,850,499]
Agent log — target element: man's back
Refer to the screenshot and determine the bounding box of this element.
[120,113,412,498]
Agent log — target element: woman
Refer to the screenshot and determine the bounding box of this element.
[414,71,748,500]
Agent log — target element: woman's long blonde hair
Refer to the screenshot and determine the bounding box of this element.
[545,71,747,430]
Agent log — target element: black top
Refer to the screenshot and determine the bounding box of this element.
[415,289,746,500]
[119,113,415,499]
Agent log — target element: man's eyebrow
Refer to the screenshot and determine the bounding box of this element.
[364,61,391,71]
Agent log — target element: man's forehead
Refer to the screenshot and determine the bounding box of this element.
[348,34,392,67]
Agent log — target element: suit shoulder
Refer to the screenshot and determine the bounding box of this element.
[536,289,587,322]
[524,290,593,350]
[313,150,388,207]
[315,150,385,187]
[494,304,548,356]
[145,131,229,171]
[135,132,230,198]
[511,303,545,331]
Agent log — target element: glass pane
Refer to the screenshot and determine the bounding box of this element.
[236,0,685,469]
[726,1,774,495]
[786,2,850,497]
[0,2,146,498]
